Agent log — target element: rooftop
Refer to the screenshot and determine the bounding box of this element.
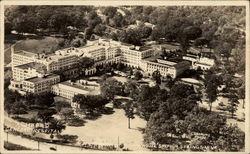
[143,55,160,62]
[181,78,202,85]
[14,50,37,57]
[137,46,152,51]
[143,55,191,68]
[196,62,213,66]
[173,61,191,69]
[121,42,134,47]
[15,62,46,70]
[79,44,105,52]
[60,80,97,91]
[25,74,59,83]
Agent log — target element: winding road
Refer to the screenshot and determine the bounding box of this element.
[4,133,94,152]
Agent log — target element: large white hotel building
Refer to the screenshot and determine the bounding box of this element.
[9,38,214,95]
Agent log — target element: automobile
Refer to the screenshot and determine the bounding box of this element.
[50,147,57,151]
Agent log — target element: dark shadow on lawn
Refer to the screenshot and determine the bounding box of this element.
[215,110,245,122]
[129,127,145,133]
[83,107,115,121]
[84,112,102,121]
[4,34,45,44]
[67,118,87,127]
[100,107,115,115]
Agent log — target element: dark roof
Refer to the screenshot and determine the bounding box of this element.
[15,62,47,73]
[173,61,191,69]
[25,74,59,83]
[15,62,45,70]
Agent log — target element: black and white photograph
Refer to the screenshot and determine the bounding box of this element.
[0,1,249,153]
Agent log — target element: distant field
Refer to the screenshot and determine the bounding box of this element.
[14,37,63,54]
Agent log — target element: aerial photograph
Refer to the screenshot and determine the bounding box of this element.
[2,4,246,152]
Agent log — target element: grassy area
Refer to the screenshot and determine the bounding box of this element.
[4,47,12,64]
[62,109,147,151]
[4,141,34,150]
[4,34,64,65]
[14,37,63,54]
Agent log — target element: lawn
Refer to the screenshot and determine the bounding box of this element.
[4,47,12,65]
[62,108,148,151]
[14,36,63,54]
[4,35,64,65]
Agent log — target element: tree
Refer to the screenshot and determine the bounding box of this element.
[144,111,172,150]
[9,101,28,115]
[87,11,102,28]
[204,71,222,111]
[189,135,210,151]
[54,101,71,112]
[164,76,175,89]
[77,57,95,76]
[158,97,197,120]
[48,13,69,32]
[30,115,40,128]
[205,82,218,111]
[182,26,202,41]
[37,109,56,129]
[137,24,152,39]
[152,70,161,85]
[72,40,81,48]
[227,91,240,118]
[102,7,117,18]
[124,80,139,99]
[84,27,94,40]
[110,13,124,28]
[100,78,125,100]
[174,119,188,139]
[34,92,55,107]
[134,71,143,80]
[119,28,142,46]
[73,94,109,114]
[48,118,66,135]
[93,24,106,36]
[169,83,196,99]
[231,38,245,73]
[123,101,135,129]
[4,21,12,35]
[238,86,245,108]
[60,108,74,121]
[184,107,226,139]
[194,37,209,52]
[222,75,241,118]
[135,85,161,121]
[216,124,245,151]
[12,15,37,34]
[214,42,233,61]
